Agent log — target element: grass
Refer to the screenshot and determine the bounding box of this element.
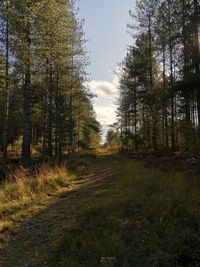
[0,153,200,266]
[0,164,73,240]
[0,221,13,233]
[49,155,200,267]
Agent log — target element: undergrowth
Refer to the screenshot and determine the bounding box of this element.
[0,164,72,239]
[50,155,200,267]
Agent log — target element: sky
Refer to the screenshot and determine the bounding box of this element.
[77,0,136,140]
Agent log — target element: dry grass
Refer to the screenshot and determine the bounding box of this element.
[1,154,200,266]
[0,164,73,237]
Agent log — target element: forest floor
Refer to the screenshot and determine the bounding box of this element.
[0,152,200,266]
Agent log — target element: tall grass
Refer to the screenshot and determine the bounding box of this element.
[0,164,72,236]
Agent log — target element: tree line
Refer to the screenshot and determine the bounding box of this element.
[114,0,200,151]
[0,0,101,161]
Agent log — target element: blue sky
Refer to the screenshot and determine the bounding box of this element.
[77,0,136,139]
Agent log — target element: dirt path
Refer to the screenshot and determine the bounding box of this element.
[0,155,119,267]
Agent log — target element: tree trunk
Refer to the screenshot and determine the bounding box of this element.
[133,79,138,150]
[46,64,53,157]
[162,34,169,149]
[168,1,175,151]
[22,27,31,161]
[22,69,31,160]
[193,0,200,143]
[3,15,9,159]
[182,0,191,150]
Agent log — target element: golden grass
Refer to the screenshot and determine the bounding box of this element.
[0,220,13,233]
[0,164,73,236]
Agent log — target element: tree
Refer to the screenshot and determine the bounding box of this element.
[0,0,100,160]
[117,0,200,152]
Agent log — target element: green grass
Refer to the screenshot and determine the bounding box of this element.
[50,155,200,267]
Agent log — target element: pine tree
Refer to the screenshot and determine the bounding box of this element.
[117,0,200,152]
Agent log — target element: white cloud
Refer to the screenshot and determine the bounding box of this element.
[84,68,122,142]
[94,106,116,127]
[94,106,116,142]
[85,66,122,99]
[85,80,118,98]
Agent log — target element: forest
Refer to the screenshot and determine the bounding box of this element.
[0,0,101,161]
[0,0,200,267]
[110,0,200,152]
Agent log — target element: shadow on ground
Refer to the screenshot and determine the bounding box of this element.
[0,155,120,267]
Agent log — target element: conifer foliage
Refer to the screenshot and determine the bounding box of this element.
[0,0,100,160]
[117,0,200,151]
